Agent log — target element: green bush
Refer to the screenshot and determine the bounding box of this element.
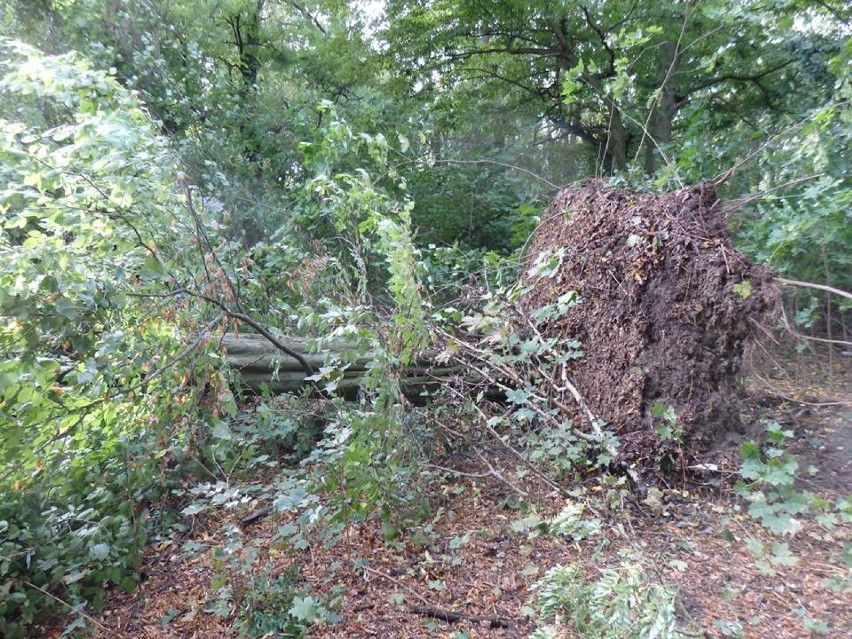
[0,40,217,633]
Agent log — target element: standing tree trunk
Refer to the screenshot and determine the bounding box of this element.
[227,0,264,162]
[606,107,630,173]
[584,75,630,173]
[644,41,678,175]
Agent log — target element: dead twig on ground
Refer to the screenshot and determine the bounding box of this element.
[411,605,512,628]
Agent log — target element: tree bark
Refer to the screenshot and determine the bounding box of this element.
[644,41,678,175]
[221,333,457,400]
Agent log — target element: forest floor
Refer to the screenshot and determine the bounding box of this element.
[42,349,850,639]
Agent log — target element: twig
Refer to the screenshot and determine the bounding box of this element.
[183,184,245,313]
[778,306,852,349]
[776,277,852,302]
[25,155,160,261]
[241,504,273,527]
[400,158,563,191]
[722,174,824,215]
[749,317,783,347]
[715,98,852,184]
[750,374,851,407]
[557,362,645,492]
[126,289,191,299]
[473,448,530,499]
[23,581,109,632]
[411,605,512,628]
[189,290,316,376]
[632,4,692,167]
[34,313,224,456]
[441,382,571,497]
[109,313,224,399]
[363,567,431,607]
[438,319,646,492]
[425,464,491,479]
[785,331,852,349]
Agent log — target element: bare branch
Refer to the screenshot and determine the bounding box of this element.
[288,0,327,34]
[776,277,852,302]
[688,59,793,95]
[580,6,616,75]
[632,4,692,166]
[182,184,244,312]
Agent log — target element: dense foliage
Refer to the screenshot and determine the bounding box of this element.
[0,0,849,635]
[0,39,211,633]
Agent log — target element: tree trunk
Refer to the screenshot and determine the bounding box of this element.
[606,110,629,173]
[221,333,457,400]
[644,41,678,175]
[583,74,630,173]
[227,0,264,162]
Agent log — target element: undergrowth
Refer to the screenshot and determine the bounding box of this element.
[530,560,684,639]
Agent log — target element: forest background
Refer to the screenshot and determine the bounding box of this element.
[0,1,849,637]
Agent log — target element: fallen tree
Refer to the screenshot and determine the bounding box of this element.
[222,333,456,400]
[224,180,789,482]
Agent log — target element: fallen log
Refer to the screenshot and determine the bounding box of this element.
[221,333,457,399]
[222,334,370,372]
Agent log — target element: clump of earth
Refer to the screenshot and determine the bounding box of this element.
[520,180,778,477]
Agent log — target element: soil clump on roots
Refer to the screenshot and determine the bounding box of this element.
[520,180,777,478]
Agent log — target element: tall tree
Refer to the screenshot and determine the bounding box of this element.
[383,0,844,175]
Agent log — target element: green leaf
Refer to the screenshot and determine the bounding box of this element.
[208,420,232,440]
[505,387,532,405]
[89,542,111,560]
[289,595,319,623]
[181,503,206,516]
[62,570,88,584]
[762,459,798,487]
[740,456,765,481]
[668,559,688,572]
[741,440,761,459]
[745,537,764,557]
[770,543,798,567]
[733,280,752,299]
[219,391,238,418]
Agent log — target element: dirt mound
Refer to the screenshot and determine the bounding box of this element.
[520,180,777,474]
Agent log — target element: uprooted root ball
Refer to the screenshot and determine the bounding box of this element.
[520,180,777,475]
